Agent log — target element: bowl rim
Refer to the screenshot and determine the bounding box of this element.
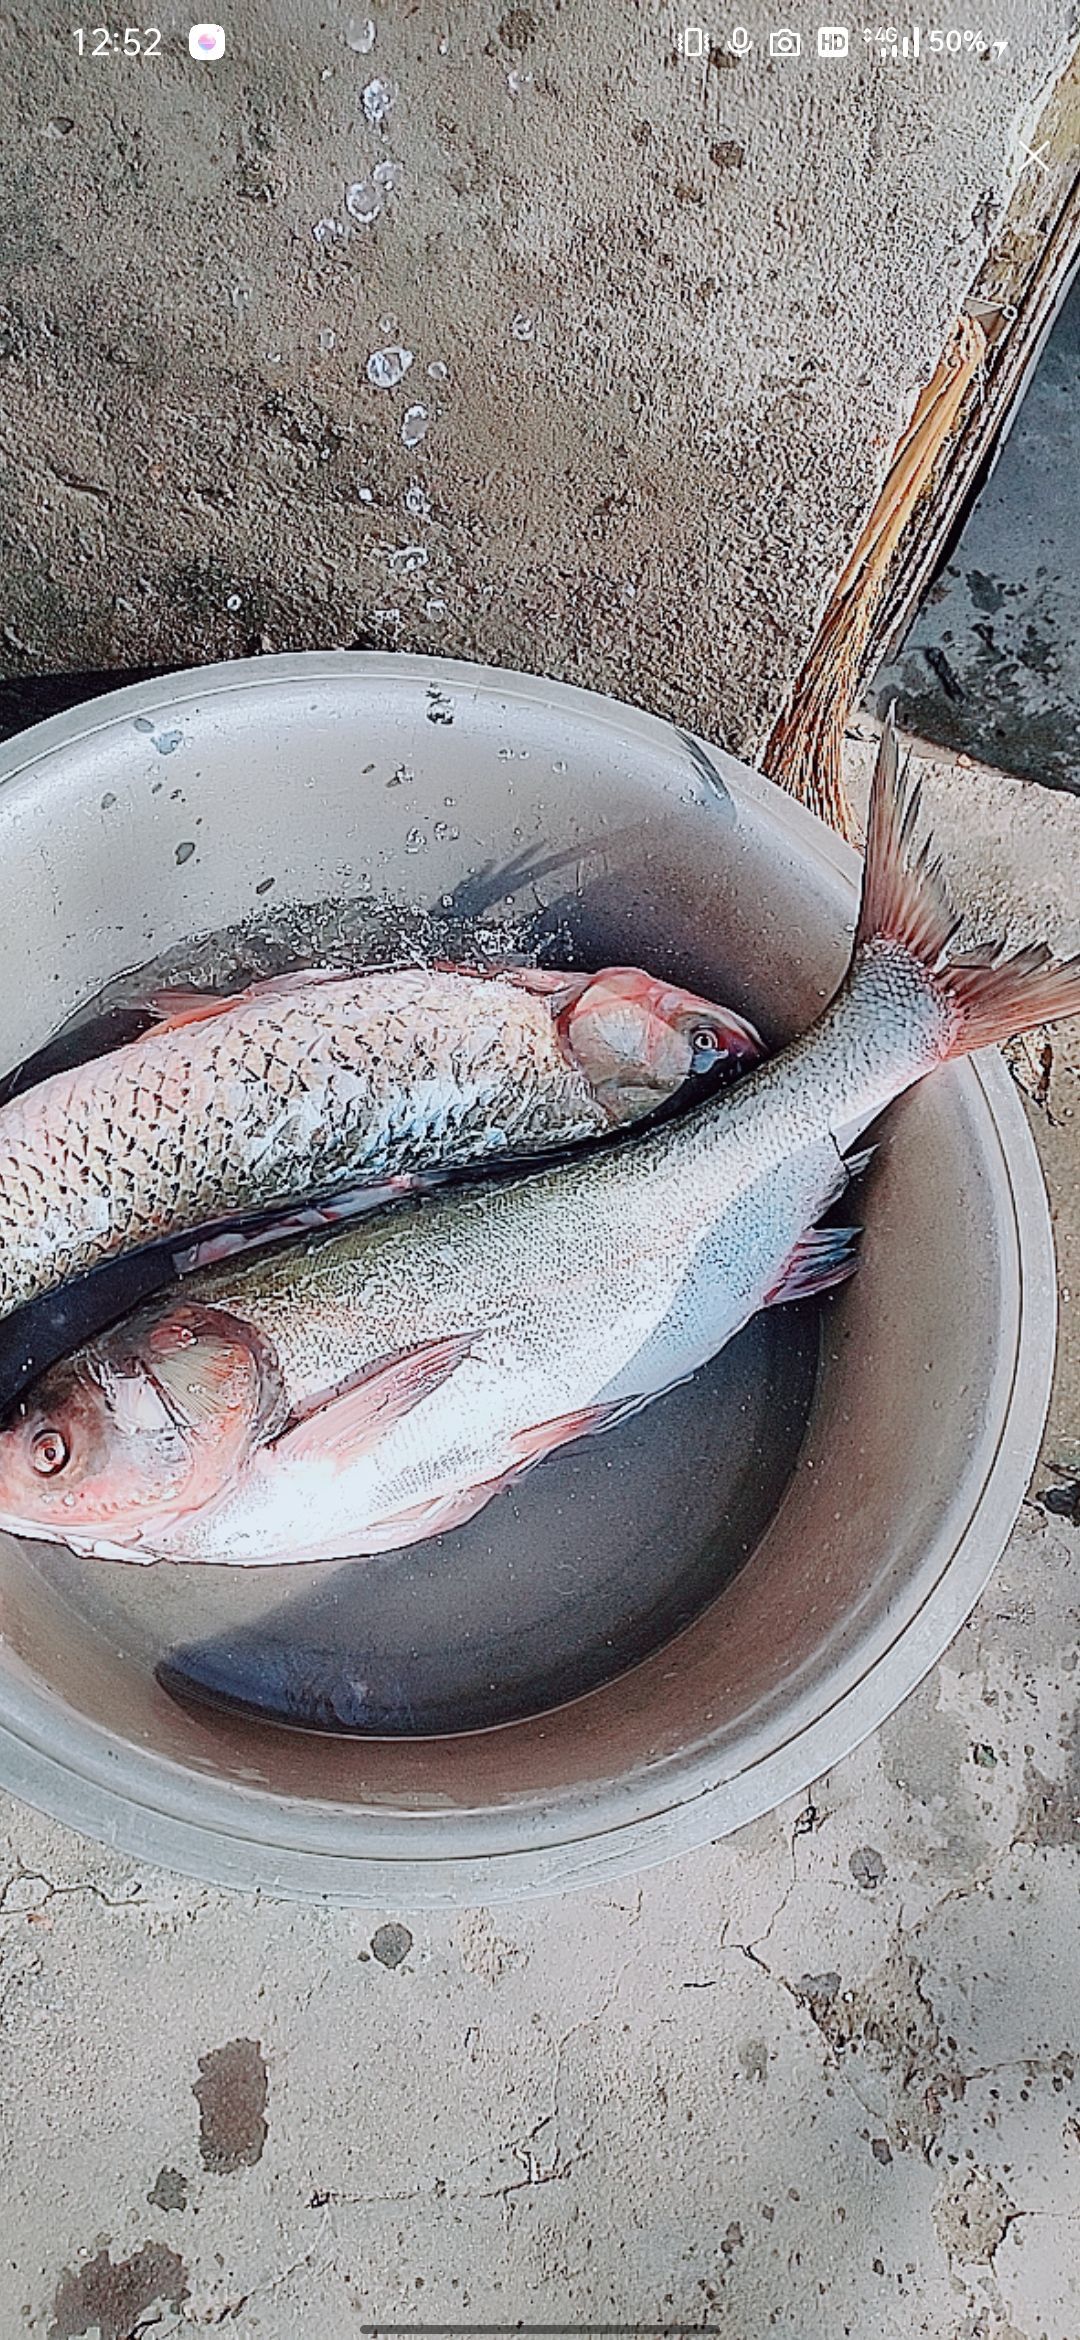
[0,652,1058,1905]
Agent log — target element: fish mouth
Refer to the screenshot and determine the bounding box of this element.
[709,1007,765,1065]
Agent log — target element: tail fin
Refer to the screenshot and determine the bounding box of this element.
[856,714,1080,1059]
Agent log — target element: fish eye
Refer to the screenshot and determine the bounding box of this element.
[690,1025,723,1062]
[31,1427,69,1476]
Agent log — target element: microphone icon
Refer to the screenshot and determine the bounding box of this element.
[730,25,752,55]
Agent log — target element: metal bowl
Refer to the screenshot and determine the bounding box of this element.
[0,654,1056,1903]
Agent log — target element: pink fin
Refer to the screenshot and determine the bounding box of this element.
[429,959,590,1013]
[855,718,961,971]
[173,1177,417,1275]
[764,1223,860,1307]
[508,1396,641,1466]
[504,967,591,1010]
[275,1332,476,1469]
[857,716,1080,1055]
[138,966,352,1034]
[360,1476,509,1546]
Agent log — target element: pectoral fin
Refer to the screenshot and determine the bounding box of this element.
[356,1477,510,1547]
[507,1395,645,1466]
[274,1332,477,1470]
[764,1223,861,1307]
[173,1176,418,1275]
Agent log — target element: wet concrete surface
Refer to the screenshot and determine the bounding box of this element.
[876,274,1080,793]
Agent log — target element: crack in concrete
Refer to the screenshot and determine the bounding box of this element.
[307,2012,610,2222]
[199,2212,335,2322]
[489,2143,597,2199]
[736,1942,889,2130]
[0,1868,144,1921]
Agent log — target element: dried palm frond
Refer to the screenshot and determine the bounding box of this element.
[762,315,986,839]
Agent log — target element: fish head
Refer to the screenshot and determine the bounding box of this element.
[0,1301,279,1547]
[558,968,763,1122]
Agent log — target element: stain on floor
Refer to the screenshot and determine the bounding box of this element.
[932,2167,1016,2264]
[48,2241,188,2340]
[147,2165,188,2212]
[370,1922,413,1970]
[194,2038,268,2174]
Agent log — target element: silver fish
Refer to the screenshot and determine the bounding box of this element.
[0,958,761,1317]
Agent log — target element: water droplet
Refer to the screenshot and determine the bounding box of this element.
[362,76,396,128]
[357,486,374,503]
[510,311,535,340]
[367,345,413,388]
[426,599,448,619]
[552,759,567,773]
[318,327,336,351]
[387,544,429,575]
[379,313,398,333]
[346,13,376,50]
[226,593,242,611]
[443,795,455,806]
[155,730,184,756]
[404,482,431,519]
[373,158,403,192]
[433,821,449,841]
[426,359,447,380]
[404,827,425,853]
[175,840,196,864]
[312,217,342,245]
[401,404,429,446]
[507,67,532,94]
[134,715,155,734]
[345,179,382,223]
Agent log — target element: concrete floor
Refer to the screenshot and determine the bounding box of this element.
[876,275,1080,793]
[2,732,1079,2339]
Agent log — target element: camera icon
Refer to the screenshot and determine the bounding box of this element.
[188,22,226,59]
[768,27,801,55]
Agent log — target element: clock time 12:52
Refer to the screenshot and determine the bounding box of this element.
[72,26,163,54]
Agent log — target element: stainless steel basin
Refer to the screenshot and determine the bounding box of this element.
[0,654,1056,1903]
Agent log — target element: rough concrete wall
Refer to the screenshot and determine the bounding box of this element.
[0,2,1075,754]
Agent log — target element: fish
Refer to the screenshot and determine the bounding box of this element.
[0,958,762,1318]
[2,718,1078,1569]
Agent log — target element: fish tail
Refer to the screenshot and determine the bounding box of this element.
[855,713,1080,1058]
